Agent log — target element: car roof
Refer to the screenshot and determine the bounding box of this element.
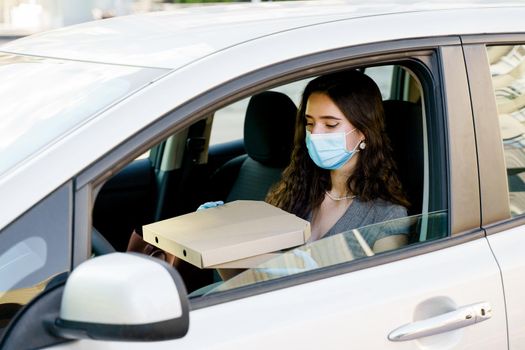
[1,0,524,69]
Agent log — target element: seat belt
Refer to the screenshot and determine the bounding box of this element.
[172,120,207,216]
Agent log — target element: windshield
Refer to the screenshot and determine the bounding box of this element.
[0,53,168,177]
[203,211,446,295]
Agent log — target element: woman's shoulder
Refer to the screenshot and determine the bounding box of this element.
[354,197,408,221]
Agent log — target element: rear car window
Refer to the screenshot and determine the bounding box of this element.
[487,44,525,216]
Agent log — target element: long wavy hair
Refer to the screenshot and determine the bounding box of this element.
[266,69,409,219]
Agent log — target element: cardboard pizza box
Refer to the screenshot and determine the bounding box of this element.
[142,200,311,268]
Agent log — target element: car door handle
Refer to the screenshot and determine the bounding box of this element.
[388,302,492,342]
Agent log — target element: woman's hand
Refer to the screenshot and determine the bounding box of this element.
[197,201,224,211]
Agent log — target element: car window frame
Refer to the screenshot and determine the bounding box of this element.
[461,34,525,235]
[73,36,482,309]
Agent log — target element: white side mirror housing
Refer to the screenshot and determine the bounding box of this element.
[52,253,189,341]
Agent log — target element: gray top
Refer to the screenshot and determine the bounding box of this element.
[309,198,408,256]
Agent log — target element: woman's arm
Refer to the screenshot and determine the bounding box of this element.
[371,203,409,253]
[372,234,407,253]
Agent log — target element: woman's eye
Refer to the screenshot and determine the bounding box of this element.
[326,123,339,128]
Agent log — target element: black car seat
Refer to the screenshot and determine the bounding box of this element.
[208,91,297,203]
[186,91,297,294]
[383,100,424,217]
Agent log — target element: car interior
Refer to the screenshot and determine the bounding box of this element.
[92,64,448,294]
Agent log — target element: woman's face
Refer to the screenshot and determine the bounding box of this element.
[305,92,364,149]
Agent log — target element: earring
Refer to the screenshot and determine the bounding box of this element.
[359,141,366,150]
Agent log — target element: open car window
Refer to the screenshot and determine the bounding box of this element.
[193,210,447,297]
[208,66,407,146]
[93,59,448,300]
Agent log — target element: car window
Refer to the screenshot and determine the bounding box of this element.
[209,80,309,146]
[364,65,394,100]
[202,210,447,295]
[209,66,397,146]
[486,44,525,216]
[0,184,71,337]
[209,97,248,146]
[94,60,448,300]
[182,64,446,296]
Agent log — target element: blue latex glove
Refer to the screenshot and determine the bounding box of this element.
[197,201,224,211]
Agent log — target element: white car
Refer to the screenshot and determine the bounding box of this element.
[0,1,524,349]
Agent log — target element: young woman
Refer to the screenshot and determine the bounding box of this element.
[266,70,409,252]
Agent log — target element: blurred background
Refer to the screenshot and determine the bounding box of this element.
[0,0,277,39]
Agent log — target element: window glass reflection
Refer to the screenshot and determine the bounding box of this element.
[487,45,525,216]
[200,211,447,295]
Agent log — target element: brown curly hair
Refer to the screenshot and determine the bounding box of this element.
[266,69,409,219]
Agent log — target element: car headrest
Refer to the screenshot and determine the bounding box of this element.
[244,91,297,167]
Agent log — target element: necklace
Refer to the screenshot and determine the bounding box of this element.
[325,191,356,201]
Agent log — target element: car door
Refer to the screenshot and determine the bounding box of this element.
[38,42,508,350]
[156,44,507,350]
[465,38,525,349]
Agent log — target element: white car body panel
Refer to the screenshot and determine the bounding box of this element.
[2,3,525,233]
[487,228,525,349]
[47,238,506,349]
[60,253,183,324]
[0,2,523,69]
[0,2,522,348]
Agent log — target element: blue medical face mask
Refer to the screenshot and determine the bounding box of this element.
[305,128,361,170]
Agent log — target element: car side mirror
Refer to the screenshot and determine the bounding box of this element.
[51,253,189,342]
